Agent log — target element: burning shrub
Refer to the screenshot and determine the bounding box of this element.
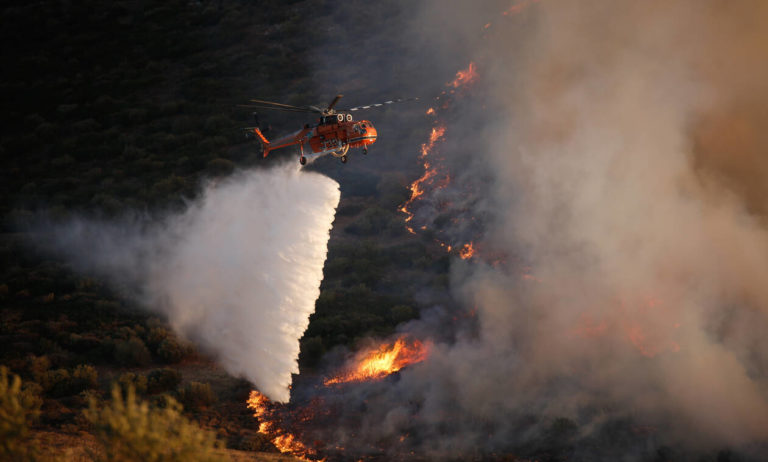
[85,384,226,462]
[324,336,430,385]
[237,432,275,452]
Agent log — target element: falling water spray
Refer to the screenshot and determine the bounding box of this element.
[40,165,340,402]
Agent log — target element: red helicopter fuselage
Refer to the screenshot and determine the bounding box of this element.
[251,113,377,164]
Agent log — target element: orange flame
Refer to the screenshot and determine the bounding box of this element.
[450,62,478,88]
[399,125,447,233]
[324,337,430,386]
[399,61,479,252]
[246,391,315,461]
[459,242,475,260]
[424,126,446,156]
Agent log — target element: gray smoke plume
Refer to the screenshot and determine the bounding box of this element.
[42,165,339,402]
[296,0,768,459]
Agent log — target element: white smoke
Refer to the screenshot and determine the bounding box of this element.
[43,165,339,402]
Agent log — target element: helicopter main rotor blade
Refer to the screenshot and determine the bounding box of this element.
[326,94,344,111]
[248,99,321,113]
[342,96,420,112]
[237,104,318,114]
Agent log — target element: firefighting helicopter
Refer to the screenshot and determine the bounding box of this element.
[241,94,418,165]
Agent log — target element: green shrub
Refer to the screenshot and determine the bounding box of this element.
[114,337,152,366]
[206,158,234,176]
[299,336,325,368]
[390,305,416,324]
[146,327,170,349]
[71,364,98,390]
[41,364,97,397]
[344,207,392,236]
[118,373,148,395]
[337,203,363,217]
[84,385,227,462]
[157,337,188,364]
[26,355,50,383]
[203,115,231,134]
[178,382,215,411]
[0,366,42,462]
[147,369,182,394]
[42,368,71,397]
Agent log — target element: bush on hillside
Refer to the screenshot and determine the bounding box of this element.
[147,368,182,394]
[118,372,148,395]
[157,337,190,364]
[114,337,152,367]
[0,366,42,462]
[178,382,215,411]
[84,384,226,462]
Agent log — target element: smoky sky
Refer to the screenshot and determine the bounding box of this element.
[300,1,768,459]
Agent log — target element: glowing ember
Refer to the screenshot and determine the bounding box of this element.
[459,242,475,260]
[570,297,682,358]
[247,391,316,461]
[324,337,430,386]
[426,107,436,115]
[624,323,681,358]
[572,314,609,339]
[503,0,540,16]
[622,297,682,358]
[450,62,478,88]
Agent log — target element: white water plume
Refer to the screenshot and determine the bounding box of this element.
[44,165,339,402]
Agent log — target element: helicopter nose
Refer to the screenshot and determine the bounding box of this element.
[366,125,377,142]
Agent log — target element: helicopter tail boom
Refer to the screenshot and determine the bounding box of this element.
[251,126,313,158]
[250,127,271,157]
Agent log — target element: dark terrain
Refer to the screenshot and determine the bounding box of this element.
[0,1,450,459]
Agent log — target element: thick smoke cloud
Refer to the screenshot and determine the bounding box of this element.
[41,166,339,402]
[304,0,768,458]
[475,0,768,447]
